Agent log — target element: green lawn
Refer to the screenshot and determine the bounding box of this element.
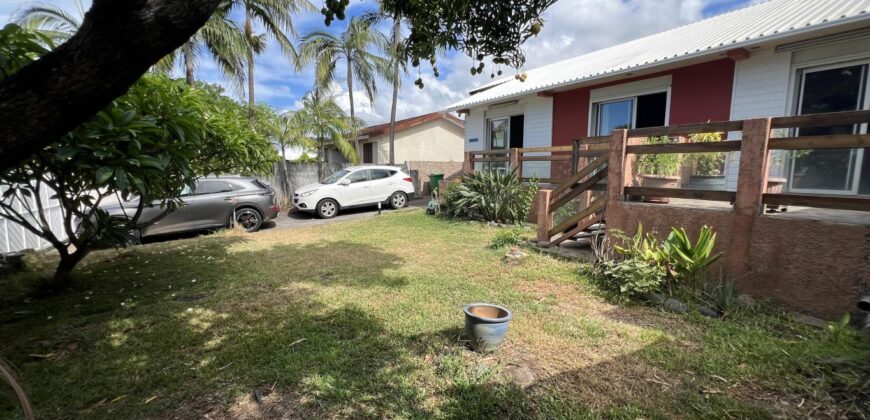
[1,210,867,418]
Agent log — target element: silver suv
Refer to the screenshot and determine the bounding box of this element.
[102,177,279,240]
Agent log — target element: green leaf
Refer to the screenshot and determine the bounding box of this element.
[95,167,114,184]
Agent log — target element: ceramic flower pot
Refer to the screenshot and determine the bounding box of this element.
[463,303,511,352]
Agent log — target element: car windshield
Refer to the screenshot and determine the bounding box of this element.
[321,169,351,184]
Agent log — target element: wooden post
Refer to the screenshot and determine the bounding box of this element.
[463,151,474,174]
[607,129,629,207]
[536,189,553,247]
[570,140,580,176]
[733,118,772,216]
[509,148,520,177]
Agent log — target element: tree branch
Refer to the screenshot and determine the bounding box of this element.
[0,0,221,171]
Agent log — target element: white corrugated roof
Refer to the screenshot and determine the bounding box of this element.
[446,0,870,110]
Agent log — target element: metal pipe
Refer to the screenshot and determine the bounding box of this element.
[858,296,870,313]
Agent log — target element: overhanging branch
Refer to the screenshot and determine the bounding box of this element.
[0,0,221,171]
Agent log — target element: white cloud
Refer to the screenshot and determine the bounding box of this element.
[2,0,750,125]
[356,0,749,121]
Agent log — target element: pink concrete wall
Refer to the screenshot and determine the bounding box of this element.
[606,200,870,319]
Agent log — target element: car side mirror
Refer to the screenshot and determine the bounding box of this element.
[338,179,351,186]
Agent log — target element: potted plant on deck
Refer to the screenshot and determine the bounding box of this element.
[686,132,726,190]
[638,136,682,203]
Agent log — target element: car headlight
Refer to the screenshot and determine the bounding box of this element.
[300,189,317,197]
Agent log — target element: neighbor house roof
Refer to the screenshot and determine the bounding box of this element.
[358,112,464,139]
[446,0,870,110]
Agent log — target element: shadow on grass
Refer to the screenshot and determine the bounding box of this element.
[0,236,422,418]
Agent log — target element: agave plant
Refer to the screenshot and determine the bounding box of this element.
[444,169,537,224]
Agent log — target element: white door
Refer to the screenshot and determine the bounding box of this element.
[790,63,869,195]
[339,169,372,206]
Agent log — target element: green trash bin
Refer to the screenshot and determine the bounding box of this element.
[428,173,444,194]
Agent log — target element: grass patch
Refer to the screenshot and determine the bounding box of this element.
[1,210,867,418]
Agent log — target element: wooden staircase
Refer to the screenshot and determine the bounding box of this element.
[538,154,609,247]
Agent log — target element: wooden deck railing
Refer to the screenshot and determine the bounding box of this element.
[463,136,610,184]
[532,108,870,246]
[611,108,870,212]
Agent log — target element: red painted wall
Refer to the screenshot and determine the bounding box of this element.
[551,59,736,148]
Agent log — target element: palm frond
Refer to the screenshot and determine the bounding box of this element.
[13,1,83,43]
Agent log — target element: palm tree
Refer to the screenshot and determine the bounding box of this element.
[361,10,409,165]
[271,110,315,199]
[297,17,389,152]
[16,1,248,92]
[153,2,248,91]
[298,88,361,178]
[228,0,315,116]
[384,16,409,165]
[13,0,85,44]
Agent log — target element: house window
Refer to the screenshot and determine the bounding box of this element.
[479,115,524,172]
[789,62,870,195]
[593,91,668,135]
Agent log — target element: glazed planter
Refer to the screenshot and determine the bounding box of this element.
[464,303,512,352]
[687,175,726,190]
[640,175,680,204]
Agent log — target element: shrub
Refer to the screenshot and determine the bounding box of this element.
[490,227,524,249]
[687,132,725,176]
[444,169,537,224]
[637,136,682,176]
[595,258,665,301]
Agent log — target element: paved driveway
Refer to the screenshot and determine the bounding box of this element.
[260,199,427,231]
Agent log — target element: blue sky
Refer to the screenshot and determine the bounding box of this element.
[1,0,754,125]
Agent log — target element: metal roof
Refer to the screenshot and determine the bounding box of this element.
[446,0,870,110]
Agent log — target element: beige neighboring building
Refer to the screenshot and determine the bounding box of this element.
[357,112,464,164]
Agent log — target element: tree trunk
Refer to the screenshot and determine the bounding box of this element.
[245,7,255,119]
[346,57,360,162]
[183,42,196,85]
[318,133,324,179]
[278,144,290,202]
[388,17,401,165]
[0,0,221,172]
[53,249,89,288]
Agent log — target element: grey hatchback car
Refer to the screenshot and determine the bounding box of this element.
[102,177,279,240]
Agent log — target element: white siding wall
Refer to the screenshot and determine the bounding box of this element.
[464,109,485,152]
[0,185,66,254]
[463,95,553,177]
[726,48,793,190]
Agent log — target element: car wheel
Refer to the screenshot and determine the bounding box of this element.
[234,208,263,232]
[389,191,408,209]
[316,198,339,219]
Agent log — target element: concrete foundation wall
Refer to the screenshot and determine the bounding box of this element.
[606,202,870,319]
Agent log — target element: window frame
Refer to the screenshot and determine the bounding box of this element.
[345,170,371,184]
[786,60,870,195]
[588,87,671,136]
